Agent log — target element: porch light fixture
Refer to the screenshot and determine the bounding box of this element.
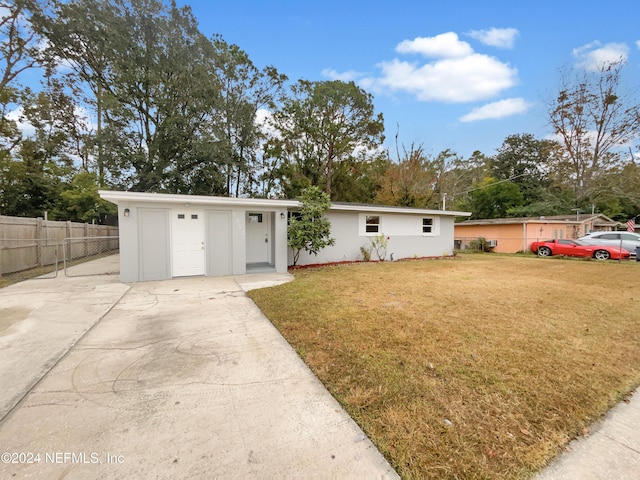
[124,208,130,217]
[280,212,286,219]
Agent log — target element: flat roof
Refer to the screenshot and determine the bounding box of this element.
[99,190,300,208]
[329,202,470,217]
[99,191,471,217]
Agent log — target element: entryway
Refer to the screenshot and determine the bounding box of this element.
[172,210,205,277]
[246,211,275,272]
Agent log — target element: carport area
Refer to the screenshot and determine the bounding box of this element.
[0,271,397,478]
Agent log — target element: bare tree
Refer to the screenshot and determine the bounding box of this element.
[548,59,640,203]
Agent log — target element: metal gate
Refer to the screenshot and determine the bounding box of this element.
[63,236,120,277]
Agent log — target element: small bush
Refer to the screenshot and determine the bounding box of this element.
[370,234,388,261]
[360,245,372,262]
[468,237,491,252]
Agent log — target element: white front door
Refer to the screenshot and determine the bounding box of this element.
[246,212,269,263]
[172,210,205,277]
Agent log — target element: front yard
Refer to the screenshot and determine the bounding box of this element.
[248,255,640,479]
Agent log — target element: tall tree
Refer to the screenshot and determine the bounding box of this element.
[463,178,524,219]
[331,149,388,203]
[0,0,47,153]
[548,60,640,205]
[268,79,384,199]
[437,150,489,211]
[36,0,223,193]
[210,41,286,197]
[375,144,436,208]
[491,133,559,205]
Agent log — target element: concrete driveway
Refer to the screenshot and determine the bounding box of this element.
[0,271,398,479]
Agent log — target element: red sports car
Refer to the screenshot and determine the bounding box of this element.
[531,238,630,260]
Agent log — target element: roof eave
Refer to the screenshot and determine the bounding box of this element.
[98,190,300,208]
[328,203,471,217]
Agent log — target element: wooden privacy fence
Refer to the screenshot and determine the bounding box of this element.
[0,215,119,275]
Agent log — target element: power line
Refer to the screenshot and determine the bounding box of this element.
[463,172,531,195]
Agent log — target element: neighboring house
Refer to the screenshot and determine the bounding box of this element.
[99,191,471,282]
[454,214,621,254]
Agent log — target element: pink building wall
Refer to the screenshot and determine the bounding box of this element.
[455,222,579,253]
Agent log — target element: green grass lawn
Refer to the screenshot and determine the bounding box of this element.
[249,255,640,479]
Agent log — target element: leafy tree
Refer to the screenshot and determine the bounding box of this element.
[287,186,335,266]
[331,150,388,203]
[375,143,436,208]
[548,60,640,205]
[210,41,286,197]
[0,78,81,218]
[587,158,640,219]
[0,0,46,154]
[464,178,524,219]
[268,79,384,199]
[59,170,116,222]
[438,150,490,211]
[37,0,223,193]
[491,134,559,204]
[1,140,67,217]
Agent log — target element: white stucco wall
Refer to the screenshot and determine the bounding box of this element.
[291,210,457,266]
[104,193,292,282]
[102,191,469,281]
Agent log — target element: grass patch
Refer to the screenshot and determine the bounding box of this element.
[248,255,640,479]
[0,251,118,289]
[0,263,61,288]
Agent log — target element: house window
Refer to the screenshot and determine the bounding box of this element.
[177,214,185,219]
[191,214,198,220]
[248,213,263,223]
[422,218,434,234]
[365,215,380,234]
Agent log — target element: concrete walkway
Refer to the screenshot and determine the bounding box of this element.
[0,271,398,479]
[535,388,640,480]
[0,273,130,420]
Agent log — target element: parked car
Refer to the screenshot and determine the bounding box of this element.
[531,239,630,260]
[578,231,640,256]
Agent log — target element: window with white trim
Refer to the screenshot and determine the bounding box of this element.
[422,218,434,234]
[365,215,380,234]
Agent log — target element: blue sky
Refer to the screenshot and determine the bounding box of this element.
[181,0,640,159]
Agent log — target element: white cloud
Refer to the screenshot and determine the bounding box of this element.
[321,68,362,82]
[636,40,640,50]
[74,106,96,133]
[467,28,519,49]
[255,107,280,140]
[6,107,34,138]
[459,98,532,122]
[396,32,473,58]
[6,105,99,139]
[573,41,629,72]
[35,38,75,72]
[358,32,518,103]
[369,53,517,103]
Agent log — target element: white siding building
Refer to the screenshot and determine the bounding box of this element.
[292,203,467,266]
[99,191,470,282]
